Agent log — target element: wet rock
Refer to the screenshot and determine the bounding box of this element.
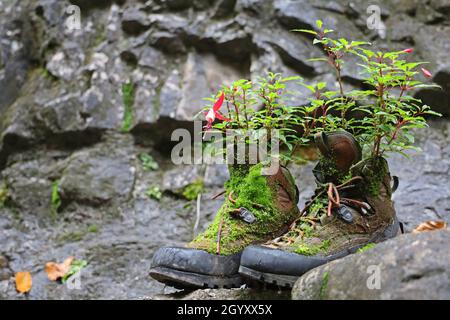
[1,150,69,218]
[122,7,151,36]
[389,120,450,231]
[287,162,317,207]
[413,25,450,116]
[252,27,325,77]
[0,0,37,112]
[138,47,168,71]
[162,165,204,192]
[204,164,230,188]
[46,50,83,81]
[273,0,366,82]
[59,135,136,206]
[213,0,237,18]
[1,0,450,301]
[292,230,450,300]
[156,288,290,300]
[430,0,450,15]
[416,5,444,24]
[174,51,248,121]
[69,0,115,11]
[159,69,182,119]
[0,255,12,281]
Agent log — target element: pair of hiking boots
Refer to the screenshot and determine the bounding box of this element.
[150,131,400,289]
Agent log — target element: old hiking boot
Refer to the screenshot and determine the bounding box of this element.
[150,163,300,289]
[239,131,400,288]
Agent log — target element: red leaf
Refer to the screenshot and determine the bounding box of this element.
[212,92,225,112]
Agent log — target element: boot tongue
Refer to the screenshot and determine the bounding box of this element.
[314,131,362,173]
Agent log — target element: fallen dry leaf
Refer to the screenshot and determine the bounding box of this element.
[45,256,74,281]
[412,220,448,233]
[15,271,32,293]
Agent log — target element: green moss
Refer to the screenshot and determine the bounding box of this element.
[190,163,283,255]
[353,157,388,196]
[192,201,255,255]
[93,23,106,47]
[50,180,61,220]
[319,271,330,300]
[366,159,388,196]
[293,239,331,256]
[57,225,99,242]
[0,183,9,208]
[87,224,99,233]
[146,186,162,201]
[153,84,162,117]
[121,82,135,132]
[357,242,376,253]
[182,179,204,201]
[225,165,249,191]
[318,156,350,183]
[62,259,88,283]
[308,198,327,217]
[138,153,159,171]
[37,67,57,81]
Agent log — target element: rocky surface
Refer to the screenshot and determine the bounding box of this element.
[153,288,290,300]
[292,230,450,300]
[0,0,449,299]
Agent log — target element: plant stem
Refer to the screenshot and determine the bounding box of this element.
[231,91,241,128]
[243,89,249,129]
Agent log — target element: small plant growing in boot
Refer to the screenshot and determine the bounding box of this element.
[197,73,330,165]
[295,20,442,158]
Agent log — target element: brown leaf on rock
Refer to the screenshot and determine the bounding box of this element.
[45,256,74,281]
[412,220,447,233]
[15,271,32,293]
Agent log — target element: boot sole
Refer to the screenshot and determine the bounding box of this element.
[150,247,243,289]
[238,265,299,288]
[239,218,401,289]
[150,266,243,289]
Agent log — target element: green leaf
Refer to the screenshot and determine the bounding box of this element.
[146,186,162,201]
[317,82,327,90]
[316,20,323,29]
[138,153,159,171]
[281,76,302,82]
[312,38,323,45]
[424,109,442,117]
[292,29,318,35]
[61,260,88,283]
[301,83,316,93]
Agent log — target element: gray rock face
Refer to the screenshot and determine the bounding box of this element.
[59,136,136,206]
[388,120,450,232]
[292,230,450,300]
[155,288,290,300]
[0,0,449,300]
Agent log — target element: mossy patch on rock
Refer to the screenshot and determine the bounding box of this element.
[182,179,204,201]
[357,242,376,253]
[50,180,61,220]
[57,224,99,242]
[146,186,163,201]
[121,82,135,132]
[319,271,330,300]
[0,182,9,208]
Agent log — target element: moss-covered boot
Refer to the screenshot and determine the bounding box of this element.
[239,132,400,288]
[150,163,300,289]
